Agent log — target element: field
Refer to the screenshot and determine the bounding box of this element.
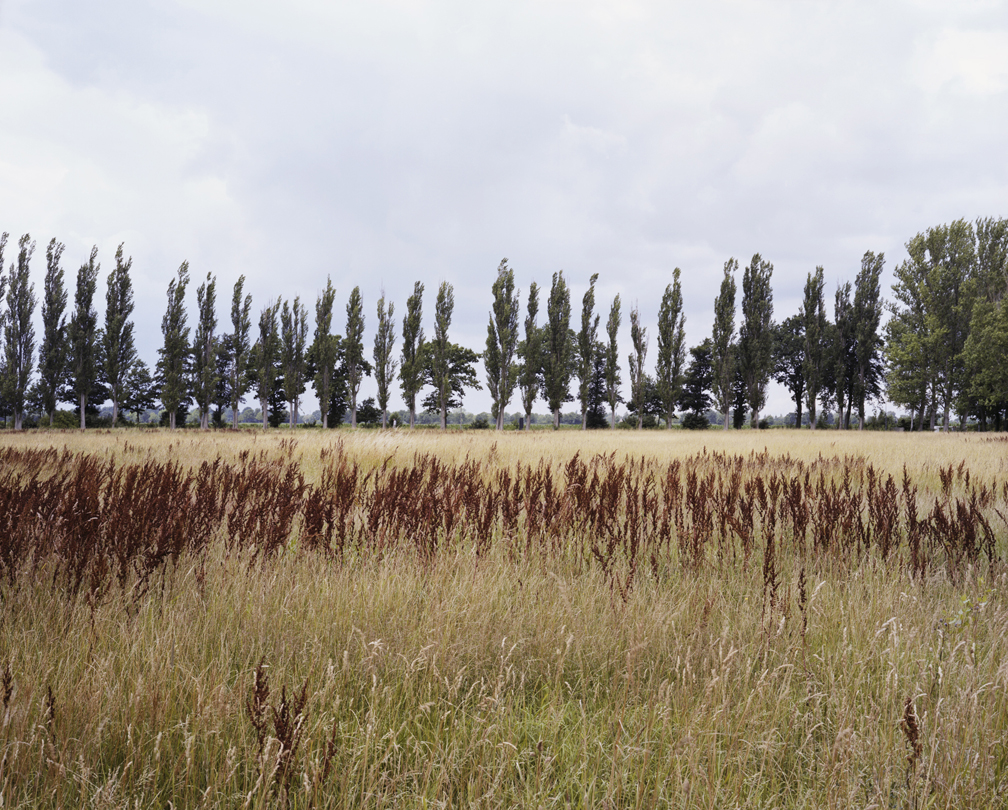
[2,428,1008,808]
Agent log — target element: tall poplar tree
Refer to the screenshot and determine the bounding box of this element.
[739,253,774,429]
[428,281,454,431]
[517,282,541,430]
[656,269,686,429]
[38,239,67,426]
[628,303,648,430]
[485,259,520,430]
[604,294,622,429]
[542,271,573,430]
[101,243,136,426]
[312,277,337,429]
[228,276,252,428]
[711,259,738,430]
[253,301,280,429]
[3,234,37,430]
[280,297,308,426]
[576,273,600,431]
[802,266,826,430]
[158,262,191,430]
[192,272,218,430]
[399,281,425,429]
[373,289,397,428]
[345,286,368,428]
[67,247,100,430]
[832,282,856,429]
[852,251,884,429]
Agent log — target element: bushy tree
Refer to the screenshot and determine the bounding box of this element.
[679,340,713,430]
[280,297,308,426]
[773,315,805,428]
[853,251,885,429]
[252,301,281,430]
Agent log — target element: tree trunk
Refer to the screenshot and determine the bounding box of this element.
[809,401,817,431]
[382,409,388,429]
[553,408,560,430]
[80,394,87,430]
[795,403,802,429]
[262,397,268,429]
[409,406,415,429]
[50,410,55,427]
[440,401,447,431]
[112,400,119,427]
[723,410,729,430]
[527,410,533,431]
[233,405,239,429]
[14,410,21,431]
[582,410,587,431]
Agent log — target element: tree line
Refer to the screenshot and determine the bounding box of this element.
[0,216,1005,432]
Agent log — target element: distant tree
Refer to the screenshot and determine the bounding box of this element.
[711,259,738,430]
[831,282,856,429]
[517,282,542,430]
[67,247,101,431]
[853,251,885,430]
[312,276,338,429]
[39,238,67,426]
[739,253,774,429]
[679,340,713,429]
[373,289,397,428]
[252,301,281,430]
[101,244,137,427]
[731,353,747,430]
[325,336,350,428]
[773,315,805,428]
[356,396,382,426]
[212,336,232,427]
[345,286,370,428]
[124,358,156,423]
[227,276,253,429]
[157,262,191,430]
[485,259,521,430]
[604,294,622,430]
[585,338,609,428]
[192,272,218,430]
[2,235,37,430]
[963,298,1008,429]
[576,273,600,431]
[628,304,648,430]
[542,271,574,430]
[802,266,826,430]
[280,297,308,426]
[656,269,686,430]
[425,281,480,429]
[399,281,426,429]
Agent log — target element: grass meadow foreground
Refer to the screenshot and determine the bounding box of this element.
[2,428,1008,808]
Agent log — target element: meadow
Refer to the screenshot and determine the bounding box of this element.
[1,428,1007,808]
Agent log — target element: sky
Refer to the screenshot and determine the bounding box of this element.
[1,0,1007,419]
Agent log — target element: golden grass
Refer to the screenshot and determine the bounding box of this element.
[2,427,1008,808]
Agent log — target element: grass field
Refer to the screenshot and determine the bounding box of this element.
[2,428,1007,808]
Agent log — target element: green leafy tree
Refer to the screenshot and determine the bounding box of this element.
[192,272,218,430]
[102,243,137,427]
[39,239,67,426]
[604,294,622,430]
[679,340,713,430]
[585,338,609,428]
[542,271,574,429]
[424,281,480,428]
[517,282,542,430]
[975,217,1008,304]
[227,276,253,429]
[832,282,856,429]
[124,358,157,424]
[485,259,520,430]
[739,253,774,429]
[731,351,747,430]
[576,273,600,431]
[3,234,37,430]
[802,266,826,430]
[157,262,191,430]
[399,281,426,429]
[711,259,737,430]
[373,289,397,428]
[345,286,370,428]
[656,269,686,430]
[281,297,308,426]
[773,315,805,427]
[852,251,885,430]
[963,298,1008,429]
[312,276,338,429]
[252,301,281,429]
[67,247,101,430]
[628,304,648,430]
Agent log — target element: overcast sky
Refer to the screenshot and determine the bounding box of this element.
[2,0,1006,419]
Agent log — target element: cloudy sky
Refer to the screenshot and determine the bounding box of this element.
[2,0,1007,418]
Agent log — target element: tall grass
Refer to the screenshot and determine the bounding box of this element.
[1,431,1007,807]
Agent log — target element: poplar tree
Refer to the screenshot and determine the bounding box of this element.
[802,266,826,430]
[832,282,856,429]
[280,297,308,426]
[344,286,369,428]
[39,239,67,426]
[711,259,737,430]
[424,281,480,429]
[373,289,397,428]
[628,304,648,430]
[192,273,218,430]
[228,276,252,429]
[852,251,884,430]
[739,253,774,429]
[517,282,541,430]
[656,269,686,429]
[542,271,573,429]
[158,262,191,430]
[604,294,622,429]
[102,243,137,426]
[67,247,101,430]
[253,301,280,430]
[576,273,600,430]
[772,315,805,427]
[399,281,425,428]
[312,277,337,429]
[3,234,37,430]
[485,259,520,430]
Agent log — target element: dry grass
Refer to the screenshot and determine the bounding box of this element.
[1,428,1007,808]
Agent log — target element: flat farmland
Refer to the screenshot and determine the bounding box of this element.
[2,428,1007,808]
